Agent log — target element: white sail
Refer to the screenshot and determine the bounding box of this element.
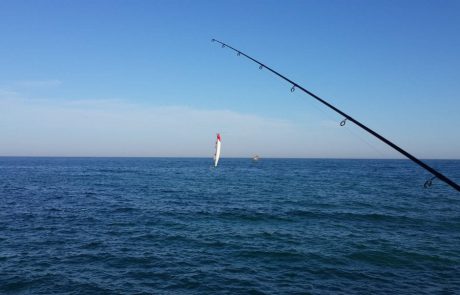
[214,133,221,167]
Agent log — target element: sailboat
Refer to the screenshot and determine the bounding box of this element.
[214,133,221,167]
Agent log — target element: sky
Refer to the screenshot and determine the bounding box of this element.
[0,0,459,158]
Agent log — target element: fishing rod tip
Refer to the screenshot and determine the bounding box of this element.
[211,38,216,42]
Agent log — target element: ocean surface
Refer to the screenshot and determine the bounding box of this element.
[1,157,459,294]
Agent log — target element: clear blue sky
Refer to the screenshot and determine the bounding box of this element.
[0,0,459,158]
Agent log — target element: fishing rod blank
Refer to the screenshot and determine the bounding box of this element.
[211,38,459,192]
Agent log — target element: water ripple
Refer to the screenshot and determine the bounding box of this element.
[1,157,459,294]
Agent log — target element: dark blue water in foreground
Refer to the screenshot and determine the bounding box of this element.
[1,157,459,294]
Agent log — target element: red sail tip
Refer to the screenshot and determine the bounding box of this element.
[217,133,221,141]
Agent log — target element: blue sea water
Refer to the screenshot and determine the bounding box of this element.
[0,157,459,294]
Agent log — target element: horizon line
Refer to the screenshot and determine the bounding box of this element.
[0,155,459,161]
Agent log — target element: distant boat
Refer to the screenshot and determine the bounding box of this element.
[214,133,221,167]
[252,155,260,161]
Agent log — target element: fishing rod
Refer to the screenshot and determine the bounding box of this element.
[211,38,460,192]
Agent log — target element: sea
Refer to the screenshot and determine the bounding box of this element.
[1,157,459,294]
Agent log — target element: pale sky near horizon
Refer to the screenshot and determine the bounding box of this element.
[0,0,459,158]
